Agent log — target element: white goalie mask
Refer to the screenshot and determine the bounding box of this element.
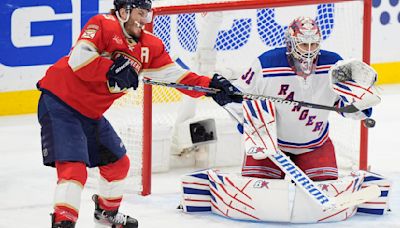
[286,17,322,76]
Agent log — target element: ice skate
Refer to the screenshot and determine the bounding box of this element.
[92,194,138,228]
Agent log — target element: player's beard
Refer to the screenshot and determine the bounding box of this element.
[125,20,143,40]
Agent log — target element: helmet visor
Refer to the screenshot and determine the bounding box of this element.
[131,7,153,24]
[136,0,152,11]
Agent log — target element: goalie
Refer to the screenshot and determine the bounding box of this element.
[222,16,381,181]
[179,16,389,224]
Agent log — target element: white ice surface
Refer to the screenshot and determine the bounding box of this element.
[0,85,399,227]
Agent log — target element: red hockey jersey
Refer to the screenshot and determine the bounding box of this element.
[38,14,210,119]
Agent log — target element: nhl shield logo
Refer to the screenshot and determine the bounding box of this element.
[42,148,48,157]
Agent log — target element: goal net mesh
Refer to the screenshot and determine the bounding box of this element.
[101,0,367,194]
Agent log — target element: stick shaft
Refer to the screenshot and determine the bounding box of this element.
[143,79,360,113]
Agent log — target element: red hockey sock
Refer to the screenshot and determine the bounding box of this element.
[98,155,130,211]
[99,155,130,182]
[53,161,87,223]
[98,196,123,211]
[54,205,79,223]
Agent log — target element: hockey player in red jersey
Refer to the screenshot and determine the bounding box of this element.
[224,17,380,182]
[37,0,239,227]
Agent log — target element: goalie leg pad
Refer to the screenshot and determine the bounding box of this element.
[291,172,365,223]
[242,99,279,160]
[180,169,293,221]
[180,169,387,223]
[180,170,212,212]
[207,169,292,222]
[356,171,392,215]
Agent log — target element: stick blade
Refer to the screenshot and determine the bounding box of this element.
[329,185,381,211]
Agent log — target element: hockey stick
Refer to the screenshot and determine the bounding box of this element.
[269,151,380,211]
[240,100,380,211]
[143,79,376,127]
[143,79,359,114]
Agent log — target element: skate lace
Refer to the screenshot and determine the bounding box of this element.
[106,212,127,225]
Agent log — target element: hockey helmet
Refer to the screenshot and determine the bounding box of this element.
[285,17,321,75]
[114,0,152,11]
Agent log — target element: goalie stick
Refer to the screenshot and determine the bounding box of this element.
[143,79,376,127]
[268,150,380,212]
[239,100,380,212]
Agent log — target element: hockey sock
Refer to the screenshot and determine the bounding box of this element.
[54,161,87,223]
[98,155,130,211]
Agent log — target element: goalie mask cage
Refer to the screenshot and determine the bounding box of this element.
[105,0,372,196]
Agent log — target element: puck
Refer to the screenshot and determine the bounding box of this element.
[363,118,376,128]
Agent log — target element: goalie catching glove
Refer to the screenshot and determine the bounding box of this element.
[329,59,381,113]
[107,55,139,93]
[207,74,243,106]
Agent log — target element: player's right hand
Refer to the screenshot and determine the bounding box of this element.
[107,56,139,93]
[207,74,243,106]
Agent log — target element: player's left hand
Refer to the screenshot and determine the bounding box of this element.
[329,59,381,113]
[207,74,243,106]
[329,59,377,87]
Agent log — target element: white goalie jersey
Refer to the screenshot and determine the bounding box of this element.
[228,47,370,154]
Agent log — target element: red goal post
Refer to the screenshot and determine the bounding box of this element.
[138,0,372,195]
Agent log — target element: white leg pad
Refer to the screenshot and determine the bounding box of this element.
[291,173,364,223]
[180,169,391,223]
[356,171,392,215]
[181,170,212,212]
[208,169,292,222]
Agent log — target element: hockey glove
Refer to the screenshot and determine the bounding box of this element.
[329,59,380,117]
[107,56,139,93]
[207,74,243,106]
[329,59,377,86]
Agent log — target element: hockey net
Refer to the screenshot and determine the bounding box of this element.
[104,0,371,195]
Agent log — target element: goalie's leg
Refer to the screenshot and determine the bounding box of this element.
[242,138,338,181]
[291,138,338,181]
[241,154,284,179]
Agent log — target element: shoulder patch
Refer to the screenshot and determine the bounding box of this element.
[81,28,98,39]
